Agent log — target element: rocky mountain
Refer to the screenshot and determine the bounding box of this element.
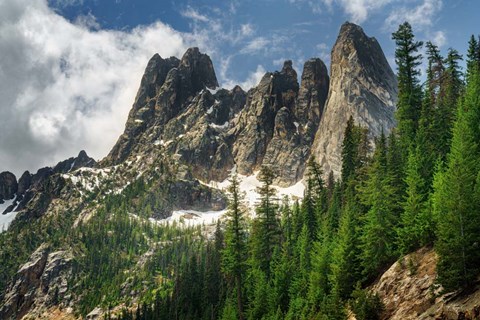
[0,150,96,217]
[0,172,17,203]
[103,48,329,186]
[312,22,397,177]
[0,22,409,319]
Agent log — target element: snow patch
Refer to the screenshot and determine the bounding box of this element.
[151,209,227,227]
[154,139,173,147]
[201,171,305,209]
[0,198,17,233]
[206,86,220,94]
[294,121,299,133]
[210,121,229,130]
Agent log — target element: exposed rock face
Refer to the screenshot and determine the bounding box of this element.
[370,247,480,320]
[105,47,218,165]
[2,151,95,222]
[0,244,74,320]
[53,150,96,174]
[312,22,397,178]
[103,47,330,186]
[230,59,328,185]
[0,171,17,202]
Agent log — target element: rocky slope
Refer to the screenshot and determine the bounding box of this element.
[0,151,96,218]
[312,22,397,177]
[369,247,480,320]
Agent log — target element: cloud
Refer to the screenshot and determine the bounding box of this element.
[49,0,84,7]
[385,0,443,31]
[240,23,254,37]
[74,12,101,30]
[181,6,210,22]
[431,30,447,47]
[240,37,270,54]
[322,0,393,23]
[0,0,192,176]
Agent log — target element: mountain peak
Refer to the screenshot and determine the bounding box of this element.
[338,21,364,36]
[312,21,397,177]
[179,47,218,91]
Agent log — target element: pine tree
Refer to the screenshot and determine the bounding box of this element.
[433,66,480,291]
[436,48,463,161]
[392,22,424,160]
[341,116,358,185]
[329,186,362,300]
[222,173,247,320]
[466,35,479,81]
[397,147,433,254]
[250,166,280,277]
[302,157,327,241]
[359,133,397,280]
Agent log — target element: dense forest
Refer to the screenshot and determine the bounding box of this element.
[1,22,479,320]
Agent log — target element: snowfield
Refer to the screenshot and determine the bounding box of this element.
[0,198,17,233]
[201,171,305,208]
[151,209,227,227]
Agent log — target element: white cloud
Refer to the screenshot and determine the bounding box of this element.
[385,0,443,31]
[181,6,210,22]
[240,23,254,37]
[431,30,447,48]
[240,37,270,54]
[74,12,100,30]
[0,0,193,176]
[322,0,393,23]
[49,0,84,7]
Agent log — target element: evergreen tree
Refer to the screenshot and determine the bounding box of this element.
[302,157,328,242]
[341,116,358,185]
[359,133,397,280]
[329,186,362,300]
[433,66,480,290]
[466,35,479,80]
[222,173,247,320]
[392,22,424,160]
[397,148,433,254]
[250,166,280,277]
[436,48,463,161]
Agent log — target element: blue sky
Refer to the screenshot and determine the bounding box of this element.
[48,0,479,84]
[0,0,478,176]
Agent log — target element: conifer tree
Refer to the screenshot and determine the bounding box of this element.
[392,22,424,160]
[302,157,327,241]
[466,35,479,80]
[359,133,397,279]
[341,116,358,185]
[222,173,247,320]
[250,166,280,277]
[397,148,432,254]
[436,48,463,161]
[433,66,480,290]
[329,186,362,300]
